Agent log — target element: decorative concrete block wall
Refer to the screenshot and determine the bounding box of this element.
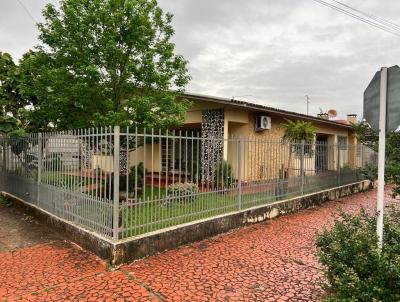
[201,109,224,184]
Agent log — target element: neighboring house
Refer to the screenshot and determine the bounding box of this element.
[364,65,400,132]
[45,135,81,168]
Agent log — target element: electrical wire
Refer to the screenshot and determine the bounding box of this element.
[332,0,400,31]
[312,0,400,35]
[16,0,37,23]
[310,0,400,37]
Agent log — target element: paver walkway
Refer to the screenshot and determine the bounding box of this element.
[0,188,398,301]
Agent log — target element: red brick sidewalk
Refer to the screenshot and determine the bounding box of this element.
[1,188,396,302]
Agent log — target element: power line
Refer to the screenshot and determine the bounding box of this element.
[310,0,400,37]
[332,0,400,31]
[16,0,37,23]
[311,0,400,36]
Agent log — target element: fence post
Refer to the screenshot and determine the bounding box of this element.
[37,133,43,203]
[2,138,6,171]
[1,138,6,192]
[113,126,120,241]
[237,137,242,211]
[337,143,341,186]
[300,140,305,195]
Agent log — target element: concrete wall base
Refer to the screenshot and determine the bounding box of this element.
[2,180,373,266]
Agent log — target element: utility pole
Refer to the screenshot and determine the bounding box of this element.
[377,67,387,251]
[305,95,310,115]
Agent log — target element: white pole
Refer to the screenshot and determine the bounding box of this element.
[377,67,387,251]
[113,126,120,241]
[305,95,310,115]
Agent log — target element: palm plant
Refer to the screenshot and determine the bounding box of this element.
[282,119,316,143]
[281,119,316,191]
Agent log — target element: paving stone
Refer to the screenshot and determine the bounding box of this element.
[1,187,398,301]
[0,241,104,299]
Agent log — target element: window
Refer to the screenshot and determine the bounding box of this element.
[293,142,313,157]
[338,136,348,150]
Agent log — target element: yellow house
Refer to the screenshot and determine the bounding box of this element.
[182,92,356,143]
[173,93,357,181]
[93,92,361,186]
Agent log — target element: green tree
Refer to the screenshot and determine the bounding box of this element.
[25,0,190,130]
[386,132,400,197]
[0,52,33,135]
[352,121,400,197]
[0,52,19,116]
[352,120,378,151]
[0,115,25,136]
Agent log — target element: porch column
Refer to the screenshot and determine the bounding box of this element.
[223,119,229,161]
[333,135,338,171]
[348,133,357,167]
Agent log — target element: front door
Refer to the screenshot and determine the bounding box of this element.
[315,135,328,172]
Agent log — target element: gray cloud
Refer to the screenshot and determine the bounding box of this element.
[158,0,400,118]
[1,0,399,118]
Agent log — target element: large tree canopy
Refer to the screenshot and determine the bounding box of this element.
[24,0,190,130]
[0,52,34,135]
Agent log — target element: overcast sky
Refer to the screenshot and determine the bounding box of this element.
[1,0,399,119]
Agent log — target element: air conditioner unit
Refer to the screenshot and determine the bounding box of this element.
[255,115,271,131]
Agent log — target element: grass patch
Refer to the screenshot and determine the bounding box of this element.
[41,171,94,190]
[119,187,281,238]
[119,173,361,238]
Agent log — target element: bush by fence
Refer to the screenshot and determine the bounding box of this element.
[316,208,400,301]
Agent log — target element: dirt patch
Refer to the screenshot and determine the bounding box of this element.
[0,198,64,252]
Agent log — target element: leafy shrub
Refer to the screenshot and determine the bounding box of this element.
[168,182,198,203]
[316,208,400,301]
[214,161,233,188]
[119,162,145,195]
[360,163,378,182]
[386,133,400,197]
[340,163,354,173]
[353,123,400,198]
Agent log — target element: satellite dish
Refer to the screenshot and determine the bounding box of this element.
[328,109,337,118]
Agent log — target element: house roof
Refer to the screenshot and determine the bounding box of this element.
[182,92,353,130]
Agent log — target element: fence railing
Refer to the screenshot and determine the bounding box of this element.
[0,127,377,241]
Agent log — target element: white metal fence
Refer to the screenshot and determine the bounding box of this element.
[0,126,377,241]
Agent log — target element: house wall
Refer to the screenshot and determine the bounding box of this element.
[225,109,354,181]
[91,101,357,183]
[184,100,223,124]
[128,144,161,173]
[92,144,161,174]
[92,155,113,172]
